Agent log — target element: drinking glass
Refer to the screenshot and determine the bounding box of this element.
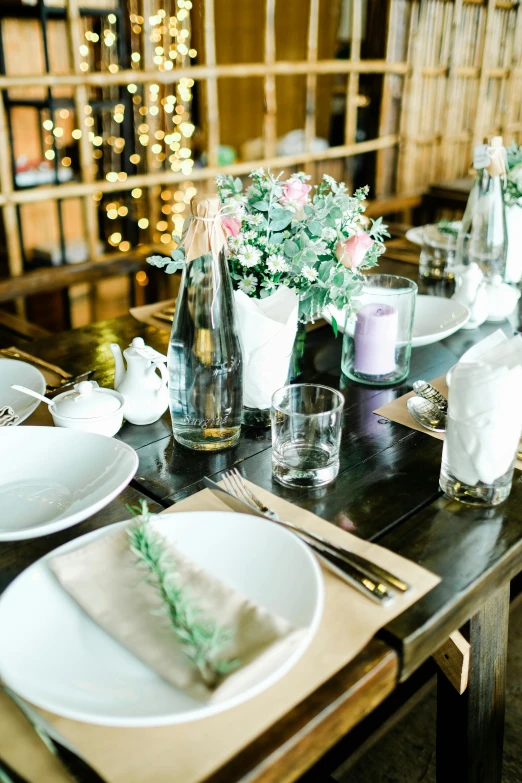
[271,384,344,488]
[341,274,417,386]
[439,417,519,506]
[419,224,457,280]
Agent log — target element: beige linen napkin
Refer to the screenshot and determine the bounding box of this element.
[373,374,522,472]
[130,298,176,332]
[3,485,440,783]
[49,519,303,703]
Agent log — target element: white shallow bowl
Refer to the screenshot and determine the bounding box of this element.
[405,222,461,246]
[0,358,46,424]
[0,511,324,726]
[324,295,469,347]
[0,427,139,541]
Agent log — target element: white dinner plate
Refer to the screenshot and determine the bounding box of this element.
[0,511,324,726]
[324,295,470,348]
[0,427,139,541]
[0,358,46,424]
[405,221,461,246]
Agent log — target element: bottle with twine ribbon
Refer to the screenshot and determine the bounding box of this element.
[167,194,243,451]
[456,136,508,279]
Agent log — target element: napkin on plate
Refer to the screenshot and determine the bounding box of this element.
[234,285,299,410]
[444,329,522,485]
[49,518,305,703]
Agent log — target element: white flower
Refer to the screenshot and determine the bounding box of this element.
[262,279,278,294]
[244,229,257,241]
[302,265,318,282]
[238,274,258,294]
[267,253,289,273]
[312,240,328,254]
[228,235,243,252]
[247,213,264,226]
[257,235,268,246]
[237,244,262,268]
[322,227,337,242]
[250,167,265,178]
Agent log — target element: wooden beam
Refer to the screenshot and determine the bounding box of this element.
[0,60,410,90]
[432,631,471,695]
[0,135,401,208]
[263,0,277,159]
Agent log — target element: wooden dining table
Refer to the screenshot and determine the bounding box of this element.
[2,255,522,783]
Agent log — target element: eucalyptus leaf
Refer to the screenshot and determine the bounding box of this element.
[307,220,323,237]
[253,200,269,211]
[284,239,299,258]
[331,315,338,338]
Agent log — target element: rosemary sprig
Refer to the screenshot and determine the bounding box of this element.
[126,501,240,688]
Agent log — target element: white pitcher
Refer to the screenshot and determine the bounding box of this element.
[109,337,168,425]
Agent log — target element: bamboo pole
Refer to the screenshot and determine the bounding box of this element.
[0,61,409,90]
[0,92,22,278]
[66,0,99,264]
[0,134,401,209]
[204,0,220,169]
[345,0,363,151]
[473,0,497,147]
[263,0,277,158]
[304,0,320,157]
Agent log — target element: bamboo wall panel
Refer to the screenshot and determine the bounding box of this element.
[0,0,521,320]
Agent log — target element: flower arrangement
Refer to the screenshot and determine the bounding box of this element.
[215,169,388,329]
[148,168,389,333]
[505,142,522,208]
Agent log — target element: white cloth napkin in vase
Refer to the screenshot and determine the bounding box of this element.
[50,518,305,703]
[234,285,299,410]
[444,329,522,486]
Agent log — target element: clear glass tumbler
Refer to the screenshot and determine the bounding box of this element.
[439,416,518,506]
[341,274,417,386]
[419,224,457,280]
[271,384,344,488]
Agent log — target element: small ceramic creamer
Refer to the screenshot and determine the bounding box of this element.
[110,337,168,425]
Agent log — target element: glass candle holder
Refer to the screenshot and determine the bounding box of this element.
[341,274,417,386]
[419,224,457,280]
[271,384,344,488]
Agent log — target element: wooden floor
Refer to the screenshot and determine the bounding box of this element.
[337,598,522,782]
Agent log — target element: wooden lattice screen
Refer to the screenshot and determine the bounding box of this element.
[0,0,521,315]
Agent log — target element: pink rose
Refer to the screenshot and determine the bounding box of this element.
[280,177,312,207]
[221,216,241,237]
[336,230,374,270]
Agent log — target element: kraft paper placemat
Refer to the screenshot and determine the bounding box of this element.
[0,484,440,783]
[374,374,522,472]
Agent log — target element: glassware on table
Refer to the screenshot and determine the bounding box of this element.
[341,274,417,386]
[439,418,518,507]
[419,224,457,280]
[168,194,243,451]
[271,384,344,488]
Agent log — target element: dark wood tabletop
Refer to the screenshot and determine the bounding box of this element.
[2,256,521,783]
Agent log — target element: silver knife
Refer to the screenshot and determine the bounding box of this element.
[203,478,395,606]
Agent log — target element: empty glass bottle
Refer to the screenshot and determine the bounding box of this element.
[168,195,243,451]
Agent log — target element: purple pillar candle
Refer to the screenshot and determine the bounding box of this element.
[353,302,398,376]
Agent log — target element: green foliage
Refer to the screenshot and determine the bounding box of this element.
[146,168,389,324]
[126,501,240,688]
[505,142,522,208]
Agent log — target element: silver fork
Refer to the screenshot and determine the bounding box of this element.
[221,469,410,600]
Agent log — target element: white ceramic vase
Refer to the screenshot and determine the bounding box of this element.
[234,286,299,426]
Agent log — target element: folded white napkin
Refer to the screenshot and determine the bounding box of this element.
[444,330,522,485]
[234,286,299,410]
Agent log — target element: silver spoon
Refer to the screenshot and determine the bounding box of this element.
[407,395,447,432]
[412,380,448,413]
[10,384,55,407]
